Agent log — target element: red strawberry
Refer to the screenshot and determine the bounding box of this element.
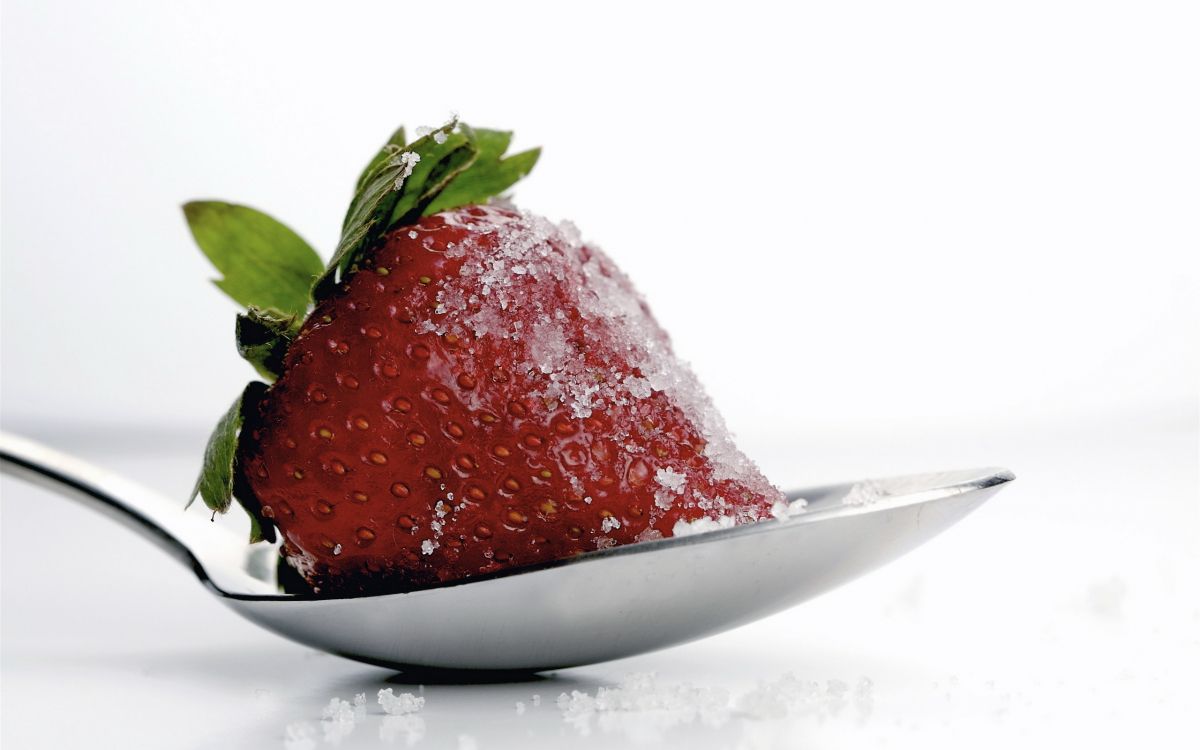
[186,121,786,595]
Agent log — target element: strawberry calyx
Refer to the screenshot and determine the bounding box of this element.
[236,306,301,381]
[183,120,540,543]
[186,381,272,542]
[315,119,540,299]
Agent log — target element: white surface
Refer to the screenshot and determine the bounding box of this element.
[3,421,1196,749]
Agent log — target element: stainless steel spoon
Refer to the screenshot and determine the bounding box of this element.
[0,432,1012,671]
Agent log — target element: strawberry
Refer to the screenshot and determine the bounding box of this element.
[186,120,787,595]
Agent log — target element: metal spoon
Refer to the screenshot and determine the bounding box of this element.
[0,432,1012,671]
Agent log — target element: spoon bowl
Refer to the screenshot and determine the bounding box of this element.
[1,432,1012,671]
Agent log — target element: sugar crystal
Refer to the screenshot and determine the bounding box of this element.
[321,697,355,723]
[842,481,886,507]
[735,673,864,720]
[320,697,356,743]
[391,152,421,191]
[378,688,425,715]
[771,497,807,521]
[654,468,687,493]
[555,672,730,738]
[671,515,735,537]
[552,671,876,737]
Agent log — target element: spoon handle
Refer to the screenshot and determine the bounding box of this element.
[0,431,205,575]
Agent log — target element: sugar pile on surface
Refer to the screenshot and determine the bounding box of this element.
[556,672,731,737]
[554,671,875,737]
[321,697,356,723]
[283,689,426,748]
[378,688,426,715]
[319,697,357,743]
[737,674,874,720]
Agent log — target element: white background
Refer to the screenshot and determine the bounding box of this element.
[2,1,1197,749]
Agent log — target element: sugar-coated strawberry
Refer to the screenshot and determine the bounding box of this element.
[185,120,787,595]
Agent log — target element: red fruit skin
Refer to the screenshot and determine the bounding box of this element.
[240,205,781,594]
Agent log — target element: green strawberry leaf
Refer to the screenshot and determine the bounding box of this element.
[184,201,323,317]
[315,119,476,299]
[188,381,272,543]
[388,129,478,224]
[315,120,542,300]
[353,125,405,196]
[425,127,541,214]
[247,510,266,545]
[236,306,301,381]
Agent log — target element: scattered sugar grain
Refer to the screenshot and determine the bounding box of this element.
[321,697,355,723]
[550,672,877,734]
[555,672,731,735]
[842,481,886,507]
[378,688,425,715]
[391,152,421,191]
[654,468,687,493]
[771,498,807,521]
[671,515,736,538]
[320,697,357,743]
[735,673,864,720]
[635,528,664,542]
